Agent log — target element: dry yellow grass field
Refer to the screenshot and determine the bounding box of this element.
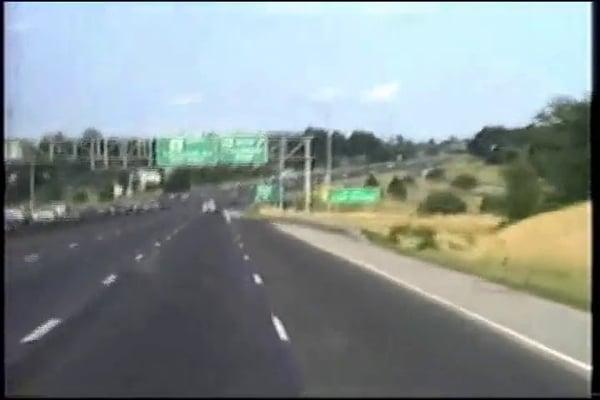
[256,200,591,309]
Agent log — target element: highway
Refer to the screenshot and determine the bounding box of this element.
[4,186,589,397]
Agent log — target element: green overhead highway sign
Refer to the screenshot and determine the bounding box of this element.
[328,187,381,205]
[220,135,268,165]
[155,134,268,167]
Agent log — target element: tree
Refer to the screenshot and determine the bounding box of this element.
[79,127,103,155]
[364,173,379,187]
[503,161,541,221]
[303,127,328,167]
[467,125,509,158]
[39,131,70,158]
[528,95,590,203]
[387,176,407,200]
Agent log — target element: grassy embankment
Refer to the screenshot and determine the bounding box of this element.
[250,154,591,310]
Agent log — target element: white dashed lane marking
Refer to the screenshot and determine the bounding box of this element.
[96,235,103,241]
[20,318,62,344]
[68,242,78,249]
[135,254,144,262]
[155,241,161,247]
[102,274,117,286]
[271,314,290,342]
[24,254,39,263]
[243,254,250,261]
[253,273,263,285]
[166,235,171,241]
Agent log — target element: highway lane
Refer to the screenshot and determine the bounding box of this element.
[236,219,589,397]
[4,187,590,396]
[4,197,195,365]
[5,195,302,396]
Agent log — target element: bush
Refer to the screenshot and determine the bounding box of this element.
[98,186,114,202]
[480,194,506,215]
[387,176,407,200]
[536,191,569,214]
[502,161,542,221]
[388,224,411,241]
[412,226,437,250]
[72,191,88,203]
[424,147,439,156]
[424,167,445,181]
[388,224,437,250]
[401,175,416,186]
[504,149,520,163]
[486,148,520,165]
[451,174,478,190]
[364,173,379,187]
[418,191,467,215]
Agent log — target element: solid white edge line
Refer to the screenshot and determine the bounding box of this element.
[20,318,62,344]
[271,314,289,342]
[253,273,263,285]
[275,225,592,373]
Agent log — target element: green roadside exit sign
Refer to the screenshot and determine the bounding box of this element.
[328,187,381,205]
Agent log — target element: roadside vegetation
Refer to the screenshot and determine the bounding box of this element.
[253,94,591,310]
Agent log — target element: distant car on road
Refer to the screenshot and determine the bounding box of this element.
[5,207,26,224]
[49,202,68,219]
[202,199,217,214]
[31,208,56,223]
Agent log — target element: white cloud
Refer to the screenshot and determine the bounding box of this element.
[170,93,203,106]
[362,82,400,103]
[309,87,342,103]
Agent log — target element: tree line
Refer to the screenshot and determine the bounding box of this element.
[467,94,590,214]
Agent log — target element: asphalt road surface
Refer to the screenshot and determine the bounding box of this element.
[4,186,590,397]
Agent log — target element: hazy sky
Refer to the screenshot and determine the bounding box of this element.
[5,2,591,140]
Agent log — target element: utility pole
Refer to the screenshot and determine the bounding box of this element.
[121,140,128,169]
[278,136,286,210]
[49,141,55,163]
[71,140,78,161]
[29,161,35,212]
[325,130,332,211]
[90,139,95,171]
[147,139,153,167]
[304,136,312,213]
[103,138,109,169]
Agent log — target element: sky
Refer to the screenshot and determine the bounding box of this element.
[4,2,592,141]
